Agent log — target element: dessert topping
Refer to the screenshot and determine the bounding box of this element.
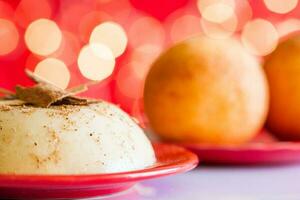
[0,69,98,107]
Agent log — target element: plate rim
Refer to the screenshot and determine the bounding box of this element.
[0,143,199,188]
[179,141,300,164]
[179,141,300,151]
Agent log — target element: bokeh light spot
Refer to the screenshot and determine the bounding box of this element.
[116,64,144,99]
[34,58,70,89]
[200,14,237,39]
[25,54,43,71]
[97,0,112,3]
[25,19,62,56]
[58,4,91,33]
[234,0,252,31]
[276,18,300,37]
[90,21,127,58]
[115,44,162,100]
[198,0,235,23]
[130,44,162,79]
[202,4,234,23]
[128,16,165,48]
[0,19,19,55]
[170,15,202,42]
[51,31,81,66]
[78,43,115,81]
[14,0,52,28]
[264,0,298,14]
[241,19,278,56]
[96,0,132,25]
[79,11,111,43]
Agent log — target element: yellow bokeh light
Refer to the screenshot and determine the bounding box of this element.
[198,0,235,23]
[264,0,298,14]
[90,21,127,58]
[77,43,115,81]
[241,19,278,56]
[200,14,237,39]
[0,19,19,55]
[34,58,70,89]
[276,18,300,37]
[25,19,62,56]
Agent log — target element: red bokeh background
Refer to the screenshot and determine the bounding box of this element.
[1,0,300,120]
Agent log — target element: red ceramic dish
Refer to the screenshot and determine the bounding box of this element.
[180,130,300,165]
[0,143,198,199]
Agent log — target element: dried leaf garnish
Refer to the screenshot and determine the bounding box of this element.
[0,99,26,106]
[66,80,99,94]
[0,69,99,107]
[25,69,55,86]
[55,96,88,105]
[15,83,68,107]
[0,88,17,101]
[0,88,14,95]
[66,84,88,95]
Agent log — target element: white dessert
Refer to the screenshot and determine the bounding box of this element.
[0,100,156,174]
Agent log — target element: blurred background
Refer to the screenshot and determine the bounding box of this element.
[0,0,299,123]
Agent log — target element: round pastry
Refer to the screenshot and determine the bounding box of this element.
[144,36,268,144]
[0,100,156,174]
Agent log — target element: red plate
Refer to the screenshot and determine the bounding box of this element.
[0,143,198,199]
[180,130,300,165]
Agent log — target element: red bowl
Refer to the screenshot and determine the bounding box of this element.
[0,143,198,199]
[179,130,300,165]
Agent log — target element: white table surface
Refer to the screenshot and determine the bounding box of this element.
[97,164,300,200]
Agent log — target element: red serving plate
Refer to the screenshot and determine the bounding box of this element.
[0,143,198,199]
[179,130,300,165]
